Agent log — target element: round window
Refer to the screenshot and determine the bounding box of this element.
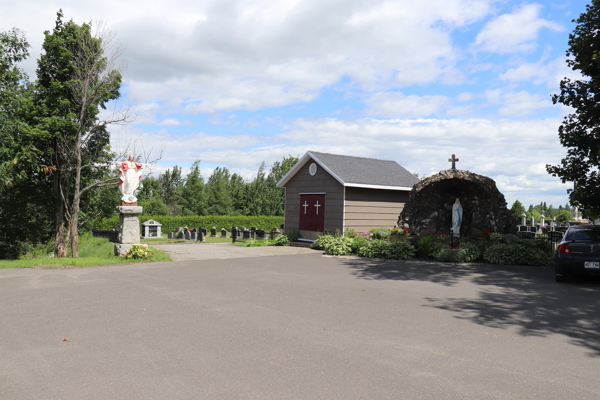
[309,163,317,176]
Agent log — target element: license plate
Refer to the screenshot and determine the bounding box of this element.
[584,261,600,269]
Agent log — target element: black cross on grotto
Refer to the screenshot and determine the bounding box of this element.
[448,154,459,169]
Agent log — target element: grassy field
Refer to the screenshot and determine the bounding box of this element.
[0,233,172,269]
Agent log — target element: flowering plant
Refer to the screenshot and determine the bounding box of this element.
[124,244,149,259]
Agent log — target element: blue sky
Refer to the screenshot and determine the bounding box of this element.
[2,0,589,208]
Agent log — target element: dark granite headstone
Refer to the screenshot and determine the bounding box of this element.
[168,232,175,239]
[200,228,208,237]
[184,229,190,240]
[190,231,197,241]
[211,226,217,237]
[256,229,265,240]
[243,230,251,239]
[221,229,227,238]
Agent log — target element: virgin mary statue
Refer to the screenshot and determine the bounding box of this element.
[452,198,463,237]
[118,155,144,204]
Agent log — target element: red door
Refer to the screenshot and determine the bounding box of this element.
[299,194,325,232]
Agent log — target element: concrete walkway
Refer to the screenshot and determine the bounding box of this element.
[152,242,317,261]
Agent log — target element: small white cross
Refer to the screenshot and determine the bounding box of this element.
[314,201,321,214]
[303,201,309,214]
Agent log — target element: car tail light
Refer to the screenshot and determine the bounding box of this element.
[559,243,571,254]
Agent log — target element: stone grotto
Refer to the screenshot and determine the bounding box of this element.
[399,168,516,236]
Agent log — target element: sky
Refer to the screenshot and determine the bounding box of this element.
[1,0,589,208]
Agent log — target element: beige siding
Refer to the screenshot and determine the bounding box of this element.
[344,187,409,233]
[283,158,344,235]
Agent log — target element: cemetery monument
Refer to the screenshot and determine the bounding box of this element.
[114,155,145,256]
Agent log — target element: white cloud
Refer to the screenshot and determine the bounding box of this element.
[474,3,563,53]
[497,91,553,116]
[364,92,450,118]
[499,56,582,88]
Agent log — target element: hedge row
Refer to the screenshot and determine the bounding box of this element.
[91,215,285,233]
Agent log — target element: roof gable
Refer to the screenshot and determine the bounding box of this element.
[277,151,419,190]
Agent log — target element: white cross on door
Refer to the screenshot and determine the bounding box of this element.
[303,201,309,214]
[314,201,321,214]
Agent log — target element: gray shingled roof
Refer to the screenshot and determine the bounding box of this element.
[309,151,419,188]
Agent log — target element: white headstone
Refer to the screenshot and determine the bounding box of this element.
[520,213,526,226]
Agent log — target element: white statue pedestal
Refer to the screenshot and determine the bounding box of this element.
[115,206,143,256]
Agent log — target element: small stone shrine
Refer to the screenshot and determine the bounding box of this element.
[399,155,515,236]
[142,219,162,239]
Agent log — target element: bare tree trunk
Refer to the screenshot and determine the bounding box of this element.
[54,172,67,258]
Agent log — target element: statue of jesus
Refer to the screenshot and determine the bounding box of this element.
[452,198,463,237]
[115,155,144,204]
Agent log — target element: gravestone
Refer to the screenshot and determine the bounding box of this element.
[231,227,237,243]
[518,225,527,232]
[176,227,185,239]
[190,231,197,241]
[200,231,205,242]
[540,214,545,227]
[520,213,526,226]
[221,228,227,238]
[184,229,191,240]
[142,219,162,238]
[243,230,251,239]
[251,227,257,239]
[168,232,175,239]
[256,229,265,240]
[211,226,217,237]
[200,228,208,237]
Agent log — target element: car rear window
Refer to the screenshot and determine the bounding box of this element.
[565,227,600,241]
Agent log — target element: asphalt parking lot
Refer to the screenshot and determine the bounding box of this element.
[1,247,599,399]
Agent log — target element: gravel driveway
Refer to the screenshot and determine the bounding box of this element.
[151,242,317,261]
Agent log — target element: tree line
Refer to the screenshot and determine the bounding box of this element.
[510,200,573,224]
[136,157,298,217]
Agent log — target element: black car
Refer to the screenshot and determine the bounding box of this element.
[555,225,600,282]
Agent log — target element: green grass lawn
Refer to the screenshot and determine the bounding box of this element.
[0,233,172,269]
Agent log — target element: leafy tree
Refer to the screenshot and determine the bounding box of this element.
[180,160,205,215]
[158,166,184,214]
[510,200,526,220]
[205,167,233,215]
[228,173,247,214]
[35,11,125,257]
[556,209,573,223]
[547,1,600,216]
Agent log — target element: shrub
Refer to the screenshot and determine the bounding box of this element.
[459,242,480,262]
[503,234,521,245]
[520,238,535,248]
[483,243,551,266]
[345,228,359,238]
[323,236,353,256]
[533,235,552,254]
[435,248,469,263]
[417,236,446,258]
[275,235,289,246]
[350,236,368,254]
[284,230,299,242]
[357,240,389,258]
[388,241,416,260]
[483,244,519,265]
[489,232,504,245]
[369,227,391,240]
[311,235,336,250]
